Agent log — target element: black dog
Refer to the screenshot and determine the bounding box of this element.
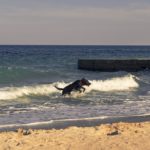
[55,78,91,95]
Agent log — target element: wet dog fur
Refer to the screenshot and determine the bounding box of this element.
[55,78,91,95]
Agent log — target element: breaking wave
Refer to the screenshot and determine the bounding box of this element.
[0,74,138,100]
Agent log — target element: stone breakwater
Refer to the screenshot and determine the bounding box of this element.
[78,59,150,71]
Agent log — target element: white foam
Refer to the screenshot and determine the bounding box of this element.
[87,74,139,92]
[0,74,138,100]
[0,82,66,100]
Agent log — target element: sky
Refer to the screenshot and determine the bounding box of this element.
[0,0,150,45]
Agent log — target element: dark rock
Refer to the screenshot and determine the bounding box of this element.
[107,130,119,136]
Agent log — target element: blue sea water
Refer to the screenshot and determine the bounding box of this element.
[0,45,150,126]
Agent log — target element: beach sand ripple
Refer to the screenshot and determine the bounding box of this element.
[0,122,150,150]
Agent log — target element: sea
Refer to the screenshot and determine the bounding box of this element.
[0,45,150,128]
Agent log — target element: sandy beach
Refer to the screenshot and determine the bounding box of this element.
[0,121,149,150]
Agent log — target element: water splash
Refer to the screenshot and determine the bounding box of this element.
[0,74,138,100]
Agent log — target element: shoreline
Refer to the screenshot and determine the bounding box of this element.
[0,114,150,132]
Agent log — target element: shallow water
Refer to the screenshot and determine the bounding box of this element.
[0,45,150,125]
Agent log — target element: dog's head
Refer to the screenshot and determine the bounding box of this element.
[80,78,91,86]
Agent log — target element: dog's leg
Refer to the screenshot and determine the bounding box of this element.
[81,87,85,92]
[83,87,85,92]
[78,89,82,93]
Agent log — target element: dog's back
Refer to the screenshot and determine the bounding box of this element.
[62,80,81,95]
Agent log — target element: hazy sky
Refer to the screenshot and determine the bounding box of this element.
[0,0,150,45]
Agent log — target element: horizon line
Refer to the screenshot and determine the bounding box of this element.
[0,44,150,46]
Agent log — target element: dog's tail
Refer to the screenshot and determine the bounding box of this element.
[54,85,64,91]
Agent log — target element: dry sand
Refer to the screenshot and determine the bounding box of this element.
[0,122,150,150]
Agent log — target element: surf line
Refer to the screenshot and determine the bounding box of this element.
[0,114,149,132]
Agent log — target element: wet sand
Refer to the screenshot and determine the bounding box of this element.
[0,121,150,150]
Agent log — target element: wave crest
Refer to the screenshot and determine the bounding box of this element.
[88,74,138,92]
[0,75,138,100]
